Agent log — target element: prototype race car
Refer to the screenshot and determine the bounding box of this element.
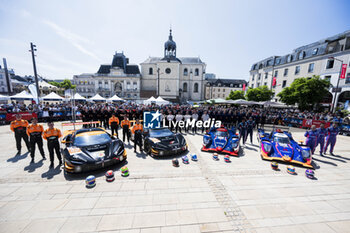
[257,127,313,168]
[201,126,240,156]
[143,128,188,157]
[61,128,127,173]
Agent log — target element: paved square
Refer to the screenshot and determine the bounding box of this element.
[0,125,349,233]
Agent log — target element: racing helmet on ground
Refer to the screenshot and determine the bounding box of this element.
[271,162,278,170]
[305,169,315,179]
[224,155,230,163]
[213,153,219,161]
[121,166,129,177]
[191,154,198,161]
[105,170,115,182]
[287,165,296,175]
[85,175,96,188]
[182,155,189,164]
[172,158,179,167]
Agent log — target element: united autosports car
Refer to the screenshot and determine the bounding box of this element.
[257,127,313,168]
[201,127,240,156]
[143,128,187,157]
[62,128,127,173]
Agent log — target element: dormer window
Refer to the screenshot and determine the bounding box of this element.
[184,68,188,76]
[312,48,318,55]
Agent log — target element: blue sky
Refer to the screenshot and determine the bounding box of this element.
[0,0,349,80]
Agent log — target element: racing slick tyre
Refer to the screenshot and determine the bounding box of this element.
[144,142,152,156]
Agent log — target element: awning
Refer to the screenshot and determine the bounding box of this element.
[42,92,64,100]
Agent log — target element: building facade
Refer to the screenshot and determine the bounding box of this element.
[0,65,14,94]
[249,30,350,108]
[73,52,141,100]
[140,30,206,102]
[205,79,247,100]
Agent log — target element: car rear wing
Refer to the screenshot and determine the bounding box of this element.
[259,125,290,133]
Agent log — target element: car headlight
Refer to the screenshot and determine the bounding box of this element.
[203,137,211,145]
[231,141,238,148]
[71,154,86,162]
[263,143,272,152]
[302,149,311,160]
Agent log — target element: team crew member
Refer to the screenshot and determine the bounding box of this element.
[132,119,143,153]
[167,111,175,131]
[324,123,339,155]
[27,118,46,163]
[316,123,327,156]
[201,111,210,133]
[184,112,191,133]
[10,114,31,155]
[109,114,120,138]
[245,117,255,144]
[191,111,199,134]
[121,116,131,143]
[43,122,62,168]
[175,112,183,133]
[238,118,247,145]
[304,125,318,154]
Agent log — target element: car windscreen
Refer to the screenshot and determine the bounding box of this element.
[149,128,173,138]
[274,136,290,144]
[73,132,111,147]
[215,131,228,137]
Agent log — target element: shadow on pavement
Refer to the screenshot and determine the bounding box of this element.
[135,151,147,159]
[7,152,29,163]
[331,154,350,161]
[152,150,189,161]
[63,160,127,181]
[24,159,44,173]
[244,145,258,152]
[41,165,62,180]
[321,155,346,163]
[313,157,338,167]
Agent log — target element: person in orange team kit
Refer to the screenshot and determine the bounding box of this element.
[109,114,120,138]
[43,121,62,169]
[27,117,46,163]
[132,119,143,153]
[120,116,131,143]
[10,114,31,155]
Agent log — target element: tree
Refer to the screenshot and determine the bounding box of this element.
[48,81,61,88]
[277,75,330,110]
[245,85,274,102]
[226,90,245,100]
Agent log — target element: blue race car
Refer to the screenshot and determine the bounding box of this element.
[201,126,240,156]
[257,127,313,168]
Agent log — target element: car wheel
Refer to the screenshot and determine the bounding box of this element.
[144,142,151,156]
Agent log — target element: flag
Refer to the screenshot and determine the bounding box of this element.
[243,83,246,91]
[340,64,347,79]
[272,77,277,86]
[28,84,39,104]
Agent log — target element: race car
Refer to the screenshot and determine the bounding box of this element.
[61,128,127,173]
[201,126,240,156]
[143,128,188,157]
[257,127,313,168]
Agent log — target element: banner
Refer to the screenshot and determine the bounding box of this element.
[340,64,347,79]
[272,77,276,86]
[28,84,39,104]
[242,83,246,91]
[302,119,331,128]
[6,112,37,122]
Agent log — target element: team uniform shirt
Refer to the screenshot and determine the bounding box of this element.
[43,128,62,141]
[10,120,29,133]
[109,116,120,126]
[317,128,327,142]
[304,130,318,151]
[121,120,131,129]
[184,114,192,122]
[175,114,183,122]
[191,113,198,121]
[27,124,44,137]
[167,114,175,121]
[132,123,143,134]
[202,114,209,122]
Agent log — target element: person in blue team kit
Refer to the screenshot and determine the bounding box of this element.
[316,123,327,156]
[304,125,318,154]
[238,118,247,145]
[245,117,255,144]
[324,122,339,155]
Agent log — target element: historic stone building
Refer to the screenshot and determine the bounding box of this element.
[140,29,206,102]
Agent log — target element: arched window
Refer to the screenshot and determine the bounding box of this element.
[184,68,188,76]
[195,68,199,76]
[194,83,199,93]
[149,67,153,75]
[133,82,137,90]
[183,83,188,92]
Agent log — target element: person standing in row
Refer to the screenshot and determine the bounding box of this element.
[175,112,183,133]
[27,117,46,163]
[10,114,31,155]
[191,110,198,134]
[132,119,143,153]
[183,111,191,133]
[109,114,120,138]
[238,118,247,145]
[167,111,175,131]
[43,122,62,168]
[324,122,339,155]
[304,125,318,154]
[245,117,255,144]
[201,111,210,133]
[120,116,131,144]
[316,123,327,156]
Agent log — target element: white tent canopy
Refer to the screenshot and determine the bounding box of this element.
[259,101,286,107]
[155,96,170,105]
[0,94,10,100]
[143,96,157,105]
[89,94,106,101]
[108,95,124,102]
[42,92,64,100]
[10,91,34,100]
[73,93,86,100]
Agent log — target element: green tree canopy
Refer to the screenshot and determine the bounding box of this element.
[245,85,274,102]
[49,79,76,90]
[226,90,245,100]
[48,81,61,88]
[277,75,330,110]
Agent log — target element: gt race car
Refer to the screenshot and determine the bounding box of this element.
[257,127,313,168]
[143,128,188,157]
[62,128,127,173]
[201,126,240,156]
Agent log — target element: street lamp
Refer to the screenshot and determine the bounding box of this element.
[328,56,344,113]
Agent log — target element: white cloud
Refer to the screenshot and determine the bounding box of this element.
[20,9,31,18]
[43,20,101,62]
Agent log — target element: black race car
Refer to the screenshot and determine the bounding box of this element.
[143,128,188,157]
[62,128,126,173]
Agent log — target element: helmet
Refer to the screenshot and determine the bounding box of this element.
[121,166,129,177]
[287,165,296,175]
[172,158,179,167]
[224,155,230,163]
[105,170,115,182]
[182,155,189,164]
[191,154,198,161]
[271,162,278,170]
[85,175,96,188]
[305,169,315,179]
[213,153,219,161]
